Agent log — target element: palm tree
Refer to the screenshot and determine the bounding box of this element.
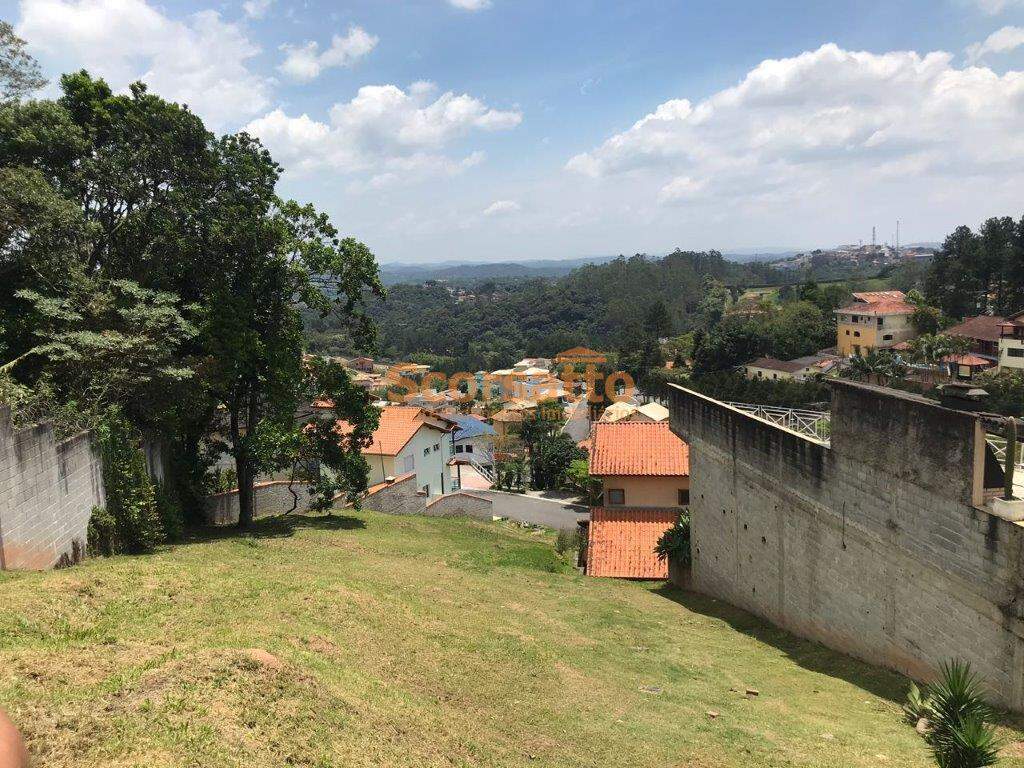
[846,349,907,386]
[907,334,970,385]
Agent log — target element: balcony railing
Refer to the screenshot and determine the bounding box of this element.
[722,401,831,444]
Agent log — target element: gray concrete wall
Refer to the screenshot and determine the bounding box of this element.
[425,491,493,520]
[0,406,104,570]
[339,473,493,521]
[205,480,313,526]
[669,381,1024,710]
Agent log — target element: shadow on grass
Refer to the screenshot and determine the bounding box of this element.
[651,581,912,706]
[186,512,367,543]
[653,582,1024,735]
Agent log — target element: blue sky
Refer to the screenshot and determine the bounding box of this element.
[6,0,1024,263]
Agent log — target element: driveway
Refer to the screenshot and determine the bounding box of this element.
[472,490,589,530]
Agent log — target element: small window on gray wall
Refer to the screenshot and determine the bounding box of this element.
[607,488,625,506]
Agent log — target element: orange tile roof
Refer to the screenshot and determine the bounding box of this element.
[852,290,907,304]
[336,406,452,456]
[946,315,1007,343]
[554,346,608,363]
[588,422,689,477]
[587,507,677,578]
[942,353,993,367]
[836,300,914,316]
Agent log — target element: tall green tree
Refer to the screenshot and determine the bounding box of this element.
[0,21,45,103]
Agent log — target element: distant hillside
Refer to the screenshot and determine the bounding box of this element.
[379,256,620,285]
[306,250,780,368]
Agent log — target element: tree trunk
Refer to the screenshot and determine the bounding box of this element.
[236,455,255,528]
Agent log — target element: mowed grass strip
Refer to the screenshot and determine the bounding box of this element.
[0,511,1018,767]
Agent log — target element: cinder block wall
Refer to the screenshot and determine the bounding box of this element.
[0,407,104,570]
[205,480,313,526]
[669,381,1024,711]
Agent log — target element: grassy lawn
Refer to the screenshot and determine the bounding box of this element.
[1,511,1021,767]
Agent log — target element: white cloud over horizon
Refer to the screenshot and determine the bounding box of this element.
[244,82,521,180]
[17,0,272,129]
[567,43,1024,215]
[279,26,378,82]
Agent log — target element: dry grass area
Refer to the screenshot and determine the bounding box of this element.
[1,511,1022,767]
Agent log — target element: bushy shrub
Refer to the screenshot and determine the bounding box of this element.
[555,527,582,556]
[86,505,118,557]
[655,512,692,567]
[96,408,165,554]
[154,481,185,542]
[927,661,1000,768]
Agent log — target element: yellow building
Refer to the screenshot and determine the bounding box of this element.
[835,291,916,357]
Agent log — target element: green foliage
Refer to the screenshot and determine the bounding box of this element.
[691,300,834,374]
[95,409,164,555]
[554,527,582,557]
[566,458,601,504]
[655,512,692,567]
[904,681,934,725]
[688,371,830,408]
[309,250,779,366]
[494,457,525,492]
[530,432,586,491]
[85,505,117,557]
[974,370,1024,418]
[926,217,1024,318]
[926,661,1000,768]
[153,481,185,543]
[846,349,907,386]
[0,21,46,103]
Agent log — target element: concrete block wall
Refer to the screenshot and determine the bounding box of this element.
[204,480,313,526]
[669,381,1024,711]
[338,473,493,521]
[0,407,104,570]
[425,491,493,520]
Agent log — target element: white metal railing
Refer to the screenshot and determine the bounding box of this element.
[723,401,832,443]
[986,436,1024,475]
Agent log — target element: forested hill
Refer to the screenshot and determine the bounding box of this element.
[305,250,779,369]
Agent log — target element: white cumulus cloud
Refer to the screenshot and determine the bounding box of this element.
[242,0,272,19]
[566,43,1024,208]
[448,0,492,10]
[483,200,521,216]
[244,82,521,179]
[966,26,1024,62]
[279,26,378,82]
[17,0,271,129]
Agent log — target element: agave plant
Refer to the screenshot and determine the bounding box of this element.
[927,661,1001,768]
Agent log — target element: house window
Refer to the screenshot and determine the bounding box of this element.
[853,331,860,337]
[883,334,893,341]
[845,330,850,336]
[678,489,690,505]
[433,443,440,452]
[465,444,474,454]
[1009,348,1024,358]
[607,488,625,506]
[455,445,464,453]
[877,318,883,327]
[423,447,430,457]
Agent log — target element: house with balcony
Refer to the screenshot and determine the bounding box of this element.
[585,421,690,579]
[835,290,916,357]
[450,414,497,467]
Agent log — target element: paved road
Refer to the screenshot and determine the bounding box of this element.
[472,491,589,530]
